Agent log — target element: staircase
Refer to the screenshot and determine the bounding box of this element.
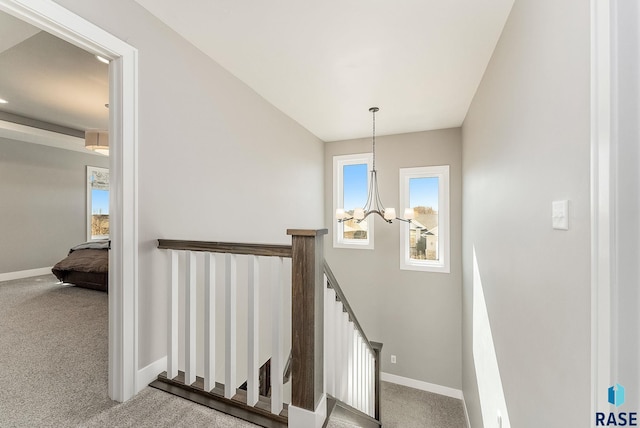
[152,229,382,427]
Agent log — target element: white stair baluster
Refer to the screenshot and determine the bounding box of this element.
[361,338,367,413]
[323,274,328,394]
[370,350,375,416]
[355,332,362,410]
[353,330,359,409]
[334,298,343,401]
[225,253,237,399]
[363,339,368,413]
[167,250,179,380]
[346,320,355,406]
[340,311,350,401]
[360,335,366,412]
[325,287,336,396]
[185,251,196,386]
[204,252,216,392]
[247,255,259,406]
[365,343,370,415]
[364,346,369,414]
[270,257,284,414]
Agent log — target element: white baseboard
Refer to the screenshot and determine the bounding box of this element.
[381,372,463,400]
[0,267,53,282]
[136,356,167,394]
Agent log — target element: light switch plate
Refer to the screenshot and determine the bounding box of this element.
[552,200,569,230]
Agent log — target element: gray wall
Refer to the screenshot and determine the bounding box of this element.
[51,0,325,370]
[324,128,462,390]
[461,0,591,426]
[613,0,640,407]
[0,137,108,273]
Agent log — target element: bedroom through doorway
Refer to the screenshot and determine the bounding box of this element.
[0,0,139,403]
[0,3,112,397]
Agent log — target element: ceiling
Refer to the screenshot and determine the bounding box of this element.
[0,1,514,144]
[0,11,109,132]
[135,0,514,142]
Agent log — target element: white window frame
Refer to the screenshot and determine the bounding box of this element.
[87,166,110,241]
[399,165,450,273]
[333,153,374,249]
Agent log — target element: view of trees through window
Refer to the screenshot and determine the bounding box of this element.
[87,167,109,240]
[91,189,109,238]
[342,163,369,240]
[408,177,439,261]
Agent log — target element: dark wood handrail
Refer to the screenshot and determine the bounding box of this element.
[158,239,292,258]
[323,260,375,354]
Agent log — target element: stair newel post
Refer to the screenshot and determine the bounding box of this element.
[287,228,328,428]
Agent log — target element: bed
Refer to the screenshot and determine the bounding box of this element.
[51,240,109,292]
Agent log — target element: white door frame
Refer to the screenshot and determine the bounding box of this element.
[0,0,139,402]
[591,0,612,418]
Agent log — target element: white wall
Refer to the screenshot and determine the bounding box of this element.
[461,0,591,426]
[0,137,108,273]
[324,128,462,390]
[52,0,325,370]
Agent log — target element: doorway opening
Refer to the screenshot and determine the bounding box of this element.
[0,0,139,402]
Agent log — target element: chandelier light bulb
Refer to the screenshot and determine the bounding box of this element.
[384,208,396,221]
[404,208,415,220]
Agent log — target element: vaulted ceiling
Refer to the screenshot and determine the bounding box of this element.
[135,0,514,141]
[0,1,514,143]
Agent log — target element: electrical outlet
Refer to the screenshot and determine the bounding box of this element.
[497,411,502,428]
[391,355,397,364]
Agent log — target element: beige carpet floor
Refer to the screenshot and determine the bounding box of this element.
[0,275,254,427]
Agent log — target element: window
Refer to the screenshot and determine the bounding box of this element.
[333,153,374,249]
[399,166,450,272]
[87,166,109,240]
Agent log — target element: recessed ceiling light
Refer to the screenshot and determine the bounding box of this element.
[0,98,8,104]
[95,55,110,64]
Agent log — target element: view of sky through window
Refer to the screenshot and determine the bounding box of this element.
[343,163,368,209]
[91,189,109,214]
[410,177,439,210]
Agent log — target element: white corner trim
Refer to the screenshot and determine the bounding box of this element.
[381,372,463,400]
[288,394,327,428]
[461,392,471,428]
[590,0,612,418]
[0,267,53,282]
[136,356,167,393]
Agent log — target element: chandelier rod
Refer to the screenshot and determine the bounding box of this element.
[370,106,379,172]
